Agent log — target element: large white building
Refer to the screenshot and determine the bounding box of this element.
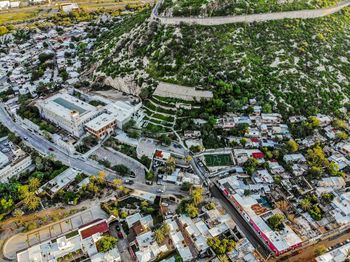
[36,92,100,137]
[0,153,32,182]
[105,101,142,129]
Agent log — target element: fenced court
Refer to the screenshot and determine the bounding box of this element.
[204,154,233,167]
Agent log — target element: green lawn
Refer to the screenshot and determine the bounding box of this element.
[204,154,233,167]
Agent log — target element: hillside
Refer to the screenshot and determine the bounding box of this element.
[92,7,350,118]
[158,0,339,17]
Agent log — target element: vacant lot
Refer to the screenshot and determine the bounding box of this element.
[204,154,233,167]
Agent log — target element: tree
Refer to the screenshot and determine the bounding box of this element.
[0,26,9,36]
[0,197,14,213]
[240,138,247,147]
[29,177,40,191]
[112,164,130,175]
[23,192,40,210]
[181,182,192,191]
[300,198,311,211]
[267,214,284,231]
[112,179,123,189]
[97,171,106,184]
[13,209,24,224]
[165,157,176,174]
[191,186,204,206]
[207,237,236,255]
[307,145,328,167]
[243,157,258,175]
[286,139,299,152]
[185,203,199,218]
[155,223,170,244]
[145,171,155,181]
[96,236,118,253]
[332,119,347,129]
[315,245,327,256]
[160,134,171,146]
[308,116,320,128]
[336,131,348,140]
[155,228,165,244]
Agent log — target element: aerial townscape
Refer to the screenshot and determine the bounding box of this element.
[3,0,350,262]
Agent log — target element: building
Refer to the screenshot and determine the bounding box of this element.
[222,192,302,256]
[60,3,79,13]
[316,242,350,262]
[17,219,121,262]
[166,218,193,261]
[331,192,350,225]
[85,113,117,139]
[37,168,80,198]
[105,101,142,129]
[37,92,99,137]
[0,155,32,182]
[0,151,9,167]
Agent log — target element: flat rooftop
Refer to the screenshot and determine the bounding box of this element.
[85,113,115,131]
[53,97,86,114]
[38,93,97,123]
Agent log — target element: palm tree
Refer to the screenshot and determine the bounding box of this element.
[13,209,24,225]
[300,198,311,211]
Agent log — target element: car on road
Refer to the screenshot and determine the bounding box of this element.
[24,136,28,140]
[146,180,153,185]
[125,179,134,185]
[117,231,123,239]
[48,147,54,151]
[157,188,164,193]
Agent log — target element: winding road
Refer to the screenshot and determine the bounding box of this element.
[152,0,350,25]
[0,105,182,196]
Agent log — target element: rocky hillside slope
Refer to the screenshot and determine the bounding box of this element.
[91,7,350,117]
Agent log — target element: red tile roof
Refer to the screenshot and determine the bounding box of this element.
[155,150,163,158]
[252,152,264,159]
[79,220,109,239]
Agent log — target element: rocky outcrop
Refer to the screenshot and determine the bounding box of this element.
[102,75,141,96]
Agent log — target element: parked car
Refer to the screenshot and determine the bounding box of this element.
[125,179,134,185]
[48,147,54,151]
[117,231,123,239]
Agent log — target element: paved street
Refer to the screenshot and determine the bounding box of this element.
[0,105,183,196]
[210,184,271,259]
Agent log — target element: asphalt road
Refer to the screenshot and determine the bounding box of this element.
[210,184,271,259]
[0,105,183,196]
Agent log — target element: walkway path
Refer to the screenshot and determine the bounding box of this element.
[152,0,350,25]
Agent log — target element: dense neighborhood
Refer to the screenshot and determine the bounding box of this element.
[1,1,350,262]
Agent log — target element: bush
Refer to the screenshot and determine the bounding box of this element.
[96,236,118,253]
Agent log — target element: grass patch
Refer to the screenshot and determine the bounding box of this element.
[204,154,233,167]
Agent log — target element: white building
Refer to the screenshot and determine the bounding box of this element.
[105,101,142,129]
[36,92,99,137]
[60,3,79,13]
[0,1,9,9]
[0,155,32,182]
[17,219,120,262]
[37,168,80,197]
[0,151,9,168]
[316,242,350,262]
